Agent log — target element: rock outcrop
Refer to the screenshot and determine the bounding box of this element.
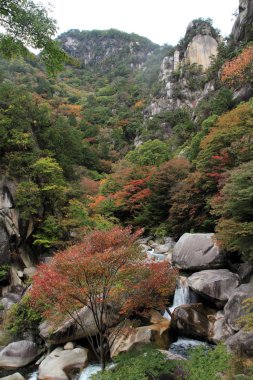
[38,347,88,380]
[0,341,38,369]
[226,330,253,357]
[188,269,240,306]
[232,0,253,43]
[185,34,218,71]
[172,233,225,271]
[0,374,25,380]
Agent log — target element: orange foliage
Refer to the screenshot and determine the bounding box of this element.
[58,103,82,117]
[221,45,253,87]
[80,176,99,195]
[133,99,145,109]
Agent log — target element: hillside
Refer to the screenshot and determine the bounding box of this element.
[1,0,253,378]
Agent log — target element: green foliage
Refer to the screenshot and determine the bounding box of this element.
[0,265,10,281]
[92,347,179,380]
[212,161,253,261]
[4,295,41,336]
[33,215,63,248]
[16,181,42,219]
[183,345,231,380]
[0,0,68,74]
[126,140,171,166]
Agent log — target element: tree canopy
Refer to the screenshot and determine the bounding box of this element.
[0,0,68,74]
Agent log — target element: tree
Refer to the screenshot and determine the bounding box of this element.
[0,0,68,74]
[126,139,171,166]
[212,161,253,261]
[30,227,177,369]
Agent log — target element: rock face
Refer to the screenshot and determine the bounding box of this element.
[232,0,253,43]
[172,233,225,271]
[171,303,214,341]
[39,306,99,344]
[226,330,253,357]
[0,341,38,369]
[188,269,240,305]
[210,311,234,343]
[224,283,253,331]
[38,347,88,380]
[185,34,218,71]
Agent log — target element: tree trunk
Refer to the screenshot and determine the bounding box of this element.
[99,332,106,371]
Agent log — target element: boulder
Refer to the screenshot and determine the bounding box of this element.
[172,233,225,271]
[0,374,25,380]
[185,34,218,71]
[238,262,253,283]
[209,311,234,343]
[38,347,88,380]
[171,303,215,341]
[224,283,253,331]
[39,306,99,345]
[0,341,38,369]
[110,311,170,357]
[225,330,253,357]
[188,269,240,306]
[64,342,74,350]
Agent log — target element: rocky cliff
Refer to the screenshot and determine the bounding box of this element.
[58,28,158,72]
[231,0,253,43]
[144,19,220,118]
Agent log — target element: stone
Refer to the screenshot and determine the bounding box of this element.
[209,311,234,343]
[23,267,37,279]
[0,341,38,369]
[224,283,253,331]
[171,303,215,341]
[172,233,226,271]
[188,269,240,306]
[0,292,21,311]
[38,347,88,380]
[0,374,25,380]
[63,342,74,350]
[0,224,10,266]
[238,262,253,283]
[225,330,253,357]
[110,311,170,357]
[39,306,108,345]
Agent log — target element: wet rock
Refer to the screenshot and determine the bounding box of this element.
[171,303,215,341]
[226,330,253,357]
[172,233,226,271]
[0,341,38,369]
[188,269,240,306]
[38,347,88,380]
[224,283,253,331]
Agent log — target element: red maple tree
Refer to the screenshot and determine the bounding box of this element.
[30,227,177,369]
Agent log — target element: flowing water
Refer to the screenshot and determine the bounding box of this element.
[163,276,190,319]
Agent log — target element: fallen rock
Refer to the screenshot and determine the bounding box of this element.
[225,330,253,357]
[171,303,215,341]
[224,283,253,331]
[188,269,240,306]
[64,342,74,350]
[172,233,225,271]
[38,347,88,380]
[110,311,170,357]
[0,374,25,380]
[0,341,38,369]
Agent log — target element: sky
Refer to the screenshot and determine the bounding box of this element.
[40,0,240,46]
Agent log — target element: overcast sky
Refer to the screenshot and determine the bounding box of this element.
[40,0,239,46]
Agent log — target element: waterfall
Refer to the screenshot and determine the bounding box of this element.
[164,276,190,319]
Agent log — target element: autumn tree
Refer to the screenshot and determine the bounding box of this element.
[0,0,68,74]
[30,227,177,369]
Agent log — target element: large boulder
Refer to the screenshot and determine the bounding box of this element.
[225,330,253,357]
[224,283,253,331]
[188,269,240,306]
[171,303,215,341]
[172,233,226,271]
[185,34,218,71]
[38,347,88,380]
[0,341,38,369]
[39,306,99,345]
[110,311,170,357]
